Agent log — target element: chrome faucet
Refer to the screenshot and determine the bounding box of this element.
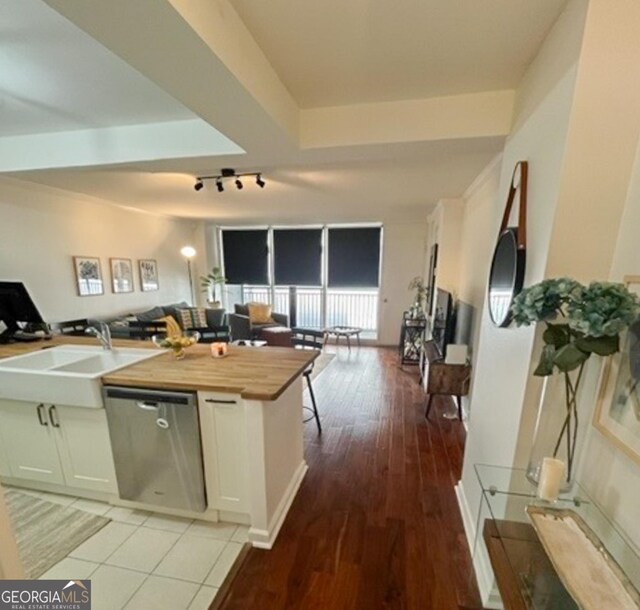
[85,322,112,350]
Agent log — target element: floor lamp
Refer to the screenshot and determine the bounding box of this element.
[180,246,197,305]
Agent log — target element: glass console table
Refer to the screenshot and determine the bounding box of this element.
[473,464,640,610]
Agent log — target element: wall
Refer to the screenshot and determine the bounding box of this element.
[425,199,465,298]
[0,177,205,323]
[458,155,502,361]
[577,132,640,552]
[378,222,428,345]
[455,0,640,604]
[455,0,588,602]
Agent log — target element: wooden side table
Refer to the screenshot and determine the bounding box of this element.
[422,341,471,420]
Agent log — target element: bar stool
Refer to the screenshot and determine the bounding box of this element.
[291,328,324,434]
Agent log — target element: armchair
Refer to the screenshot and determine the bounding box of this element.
[228,303,289,341]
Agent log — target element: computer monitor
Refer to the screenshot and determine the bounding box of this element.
[0,282,45,334]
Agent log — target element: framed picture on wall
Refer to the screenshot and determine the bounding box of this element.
[110,258,134,294]
[593,275,640,467]
[73,256,104,297]
[139,259,159,292]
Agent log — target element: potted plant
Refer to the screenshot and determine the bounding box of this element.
[511,278,639,487]
[200,267,226,308]
[408,276,427,318]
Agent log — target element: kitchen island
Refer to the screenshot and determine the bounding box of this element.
[0,337,317,549]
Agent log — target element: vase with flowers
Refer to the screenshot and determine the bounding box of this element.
[511,278,639,489]
[408,276,427,319]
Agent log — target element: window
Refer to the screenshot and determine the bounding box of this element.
[222,229,268,285]
[273,228,322,286]
[220,225,382,334]
[327,227,381,288]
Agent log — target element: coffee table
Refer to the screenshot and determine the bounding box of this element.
[324,326,362,350]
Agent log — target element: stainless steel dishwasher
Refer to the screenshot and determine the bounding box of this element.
[103,386,207,512]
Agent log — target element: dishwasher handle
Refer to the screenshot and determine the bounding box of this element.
[137,401,160,411]
[104,386,195,405]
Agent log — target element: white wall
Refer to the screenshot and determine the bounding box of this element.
[0,177,205,323]
[454,156,502,416]
[378,222,428,345]
[456,0,640,603]
[577,132,640,552]
[456,0,588,601]
[426,199,465,298]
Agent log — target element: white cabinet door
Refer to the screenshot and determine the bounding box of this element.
[52,405,117,494]
[198,392,249,513]
[0,400,65,485]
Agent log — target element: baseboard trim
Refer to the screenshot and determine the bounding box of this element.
[248,460,308,549]
[455,481,476,557]
[455,481,503,609]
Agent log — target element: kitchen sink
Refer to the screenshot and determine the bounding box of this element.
[0,345,161,408]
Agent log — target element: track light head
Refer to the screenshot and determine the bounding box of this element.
[256,174,266,188]
[235,179,243,190]
[216,180,224,193]
[194,180,204,191]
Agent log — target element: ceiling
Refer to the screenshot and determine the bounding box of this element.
[0,0,194,136]
[20,138,502,223]
[1,0,571,222]
[229,0,568,108]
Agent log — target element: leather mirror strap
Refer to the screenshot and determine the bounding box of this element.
[498,161,528,250]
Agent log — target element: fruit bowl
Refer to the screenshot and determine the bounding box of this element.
[152,331,200,360]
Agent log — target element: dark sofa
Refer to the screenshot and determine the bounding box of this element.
[91,302,230,343]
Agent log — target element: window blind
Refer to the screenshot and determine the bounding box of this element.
[273,229,322,286]
[222,229,269,285]
[327,227,381,288]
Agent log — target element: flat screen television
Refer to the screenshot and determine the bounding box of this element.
[0,282,45,338]
[431,289,455,358]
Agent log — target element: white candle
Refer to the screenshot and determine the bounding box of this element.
[210,342,228,358]
[537,457,565,502]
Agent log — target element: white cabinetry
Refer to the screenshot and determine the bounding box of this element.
[0,399,117,494]
[53,405,117,493]
[198,392,249,513]
[0,401,64,485]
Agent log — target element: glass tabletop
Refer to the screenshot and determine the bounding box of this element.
[474,464,640,608]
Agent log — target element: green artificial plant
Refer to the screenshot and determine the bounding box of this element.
[200,267,227,304]
[511,278,640,479]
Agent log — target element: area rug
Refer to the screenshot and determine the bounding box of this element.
[309,352,335,381]
[5,489,110,578]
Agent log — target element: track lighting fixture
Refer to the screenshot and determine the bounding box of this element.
[193,168,265,193]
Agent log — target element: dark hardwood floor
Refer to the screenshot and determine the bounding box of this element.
[217,346,481,609]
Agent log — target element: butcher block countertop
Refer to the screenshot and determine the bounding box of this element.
[0,337,317,401]
[102,344,317,400]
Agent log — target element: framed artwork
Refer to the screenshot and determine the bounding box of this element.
[110,258,134,294]
[73,256,104,296]
[593,275,640,467]
[139,259,159,292]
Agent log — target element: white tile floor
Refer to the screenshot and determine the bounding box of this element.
[27,490,249,610]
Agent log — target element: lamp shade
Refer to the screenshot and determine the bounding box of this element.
[180,246,196,259]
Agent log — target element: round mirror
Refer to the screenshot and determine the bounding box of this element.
[488,228,526,327]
